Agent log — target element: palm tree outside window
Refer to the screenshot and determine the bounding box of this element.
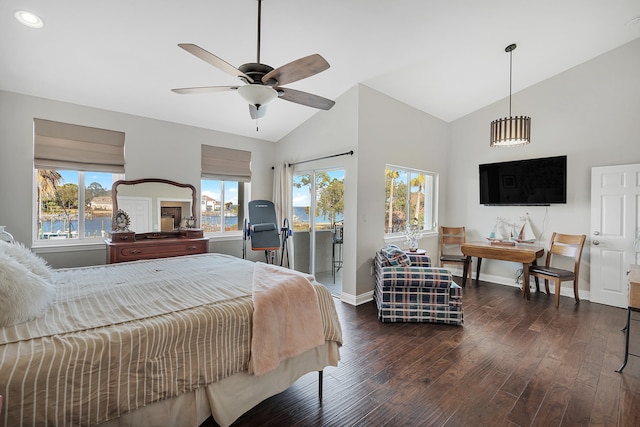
[384,165,438,235]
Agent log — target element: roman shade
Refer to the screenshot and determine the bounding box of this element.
[201,145,251,182]
[34,118,125,173]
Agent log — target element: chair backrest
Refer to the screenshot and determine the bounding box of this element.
[440,226,466,256]
[545,232,587,275]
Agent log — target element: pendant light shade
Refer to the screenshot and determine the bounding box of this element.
[490,44,531,147]
[490,116,531,147]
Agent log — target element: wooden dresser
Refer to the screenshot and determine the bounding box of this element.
[105,229,208,264]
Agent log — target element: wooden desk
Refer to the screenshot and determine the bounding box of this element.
[461,241,545,300]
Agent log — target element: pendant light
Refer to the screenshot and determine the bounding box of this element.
[490,43,531,147]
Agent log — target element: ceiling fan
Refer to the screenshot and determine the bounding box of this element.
[171,0,335,120]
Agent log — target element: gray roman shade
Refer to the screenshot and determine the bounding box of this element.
[201,145,252,182]
[34,118,125,173]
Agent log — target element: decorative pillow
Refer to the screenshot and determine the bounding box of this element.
[0,239,53,280]
[0,254,55,327]
[380,244,412,267]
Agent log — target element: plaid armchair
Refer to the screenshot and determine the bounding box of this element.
[374,245,463,325]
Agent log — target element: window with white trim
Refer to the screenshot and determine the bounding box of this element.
[201,145,251,235]
[33,119,125,243]
[384,165,438,235]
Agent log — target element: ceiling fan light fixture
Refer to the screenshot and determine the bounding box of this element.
[14,10,44,28]
[490,43,531,147]
[237,84,277,107]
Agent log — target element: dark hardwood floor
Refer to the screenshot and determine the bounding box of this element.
[206,278,640,426]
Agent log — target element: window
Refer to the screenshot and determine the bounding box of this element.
[201,144,251,235]
[384,165,438,234]
[35,170,122,241]
[33,119,125,244]
[200,179,248,234]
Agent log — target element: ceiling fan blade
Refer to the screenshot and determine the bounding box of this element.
[249,104,268,119]
[178,43,254,83]
[276,87,335,110]
[171,86,239,94]
[262,54,330,86]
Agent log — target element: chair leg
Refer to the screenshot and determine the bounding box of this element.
[573,279,580,303]
[545,279,550,295]
[554,279,561,307]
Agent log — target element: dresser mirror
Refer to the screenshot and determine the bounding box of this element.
[112,179,198,234]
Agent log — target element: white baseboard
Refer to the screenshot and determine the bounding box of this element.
[340,290,374,306]
[448,268,591,301]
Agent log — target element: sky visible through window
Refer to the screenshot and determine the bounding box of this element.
[56,169,343,208]
[292,169,344,207]
[59,170,113,189]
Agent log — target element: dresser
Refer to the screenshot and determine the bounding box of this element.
[105,229,208,264]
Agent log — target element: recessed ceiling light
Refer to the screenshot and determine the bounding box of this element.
[14,10,44,29]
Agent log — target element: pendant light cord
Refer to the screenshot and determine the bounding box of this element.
[509,48,512,117]
[505,43,517,118]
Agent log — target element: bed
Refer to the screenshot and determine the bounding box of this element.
[0,251,342,427]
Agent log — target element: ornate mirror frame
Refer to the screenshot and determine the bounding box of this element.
[112,178,198,224]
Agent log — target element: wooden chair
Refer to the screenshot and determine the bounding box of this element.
[529,232,586,307]
[439,226,471,287]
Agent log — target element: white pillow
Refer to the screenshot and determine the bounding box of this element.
[0,254,56,327]
[0,239,53,280]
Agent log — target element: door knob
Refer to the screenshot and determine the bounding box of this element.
[593,240,600,245]
[593,231,600,236]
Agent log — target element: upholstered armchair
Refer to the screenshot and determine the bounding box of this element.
[374,245,463,325]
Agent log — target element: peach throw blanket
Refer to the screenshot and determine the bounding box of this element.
[249,262,325,376]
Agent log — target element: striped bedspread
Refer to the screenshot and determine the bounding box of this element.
[0,253,342,427]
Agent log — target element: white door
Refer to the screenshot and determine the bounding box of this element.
[590,164,640,307]
[118,197,152,233]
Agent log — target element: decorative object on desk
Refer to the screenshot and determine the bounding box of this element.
[491,240,516,246]
[0,226,15,243]
[517,213,536,243]
[113,209,131,232]
[403,218,421,251]
[488,217,514,241]
[184,216,197,229]
[490,43,531,147]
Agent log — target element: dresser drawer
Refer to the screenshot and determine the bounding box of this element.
[110,232,136,242]
[106,237,208,263]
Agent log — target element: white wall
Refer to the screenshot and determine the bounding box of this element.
[0,90,276,267]
[447,38,640,293]
[276,86,360,301]
[276,84,449,304]
[3,38,637,297]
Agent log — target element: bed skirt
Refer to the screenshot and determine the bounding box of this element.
[100,342,340,427]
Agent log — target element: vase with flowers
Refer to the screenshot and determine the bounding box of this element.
[404,218,421,252]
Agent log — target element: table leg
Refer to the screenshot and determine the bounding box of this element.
[475,257,482,287]
[616,307,631,373]
[522,263,531,300]
[531,259,540,293]
[463,256,471,287]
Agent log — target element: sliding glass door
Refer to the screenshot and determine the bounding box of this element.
[292,168,344,296]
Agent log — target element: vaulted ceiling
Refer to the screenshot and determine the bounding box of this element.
[2,0,639,142]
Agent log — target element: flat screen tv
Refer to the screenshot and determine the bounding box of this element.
[479,155,567,206]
